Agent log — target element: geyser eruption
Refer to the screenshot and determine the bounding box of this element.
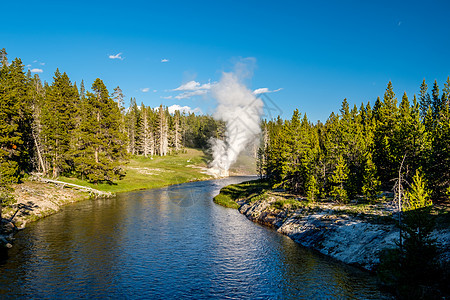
[208,72,264,177]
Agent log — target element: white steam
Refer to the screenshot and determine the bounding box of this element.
[208,72,264,177]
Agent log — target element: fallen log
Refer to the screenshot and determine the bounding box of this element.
[36,177,114,198]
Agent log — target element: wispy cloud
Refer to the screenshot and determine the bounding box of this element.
[167,104,202,114]
[109,53,124,60]
[161,96,173,99]
[173,80,212,91]
[140,88,150,93]
[161,58,169,63]
[175,90,208,99]
[32,60,45,66]
[31,68,43,73]
[253,87,283,95]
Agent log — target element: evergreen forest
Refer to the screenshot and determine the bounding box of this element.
[257,80,450,203]
[0,49,223,193]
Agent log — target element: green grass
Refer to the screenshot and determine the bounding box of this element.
[58,148,212,193]
[213,179,270,209]
[213,193,240,209]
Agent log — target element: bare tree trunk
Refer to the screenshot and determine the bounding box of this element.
[397,153,407,251]
[32,130,46,175]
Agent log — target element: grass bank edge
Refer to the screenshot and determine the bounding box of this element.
[57,148,213,194]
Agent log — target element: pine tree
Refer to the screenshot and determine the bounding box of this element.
[112,86,124,110]
[404,168,432,211]
[418,79,432,119]
[0,57,32,183]
[362,152,380,201]
[329,155,349,203]
[125,98,139,155]
[305,173,319,202]
[443,77,450,108]
[431,80,443,122]
[79,79,86,100]
[40,69,78,177]
[373,81,399,186]
[428,103,450,199]
[73,79,127,183]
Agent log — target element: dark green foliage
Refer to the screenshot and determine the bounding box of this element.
[73,79,128,183]
[428,104,450,199]
[258,79,449,209]
[0,56,32,184]
[329,155,349,203]
[41,69,78,177]
[377,169,442,298]
[361,152,380,201]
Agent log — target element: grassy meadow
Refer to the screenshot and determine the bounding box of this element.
[59,148,213,193]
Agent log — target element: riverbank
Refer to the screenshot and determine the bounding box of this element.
[213,180,450,273]
[1,149,215,248]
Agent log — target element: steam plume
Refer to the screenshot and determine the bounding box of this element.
[208,72,264,177]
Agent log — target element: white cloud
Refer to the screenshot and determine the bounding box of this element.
[173,80,212,91]
[140,88,150,92]
[161,58,169,62]
[161,96,173,99]
[109,53,124,60]
[168,80,214,100]
[31,68,43,73]
[40,62,45,66]
[167,104,202,114]
[175,89,208,99]
[252,87,283,95]
[25,64,31,68]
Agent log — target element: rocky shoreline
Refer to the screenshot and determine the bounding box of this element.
[0,180,94,249]
[227,190,450,272]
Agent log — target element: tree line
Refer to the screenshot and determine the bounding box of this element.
[257,79,450,202]
[0,49,223,192]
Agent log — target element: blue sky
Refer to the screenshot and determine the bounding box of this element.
[2,0,450,122]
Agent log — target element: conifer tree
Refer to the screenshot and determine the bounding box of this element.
[79,79,86,100]
[125,98,139,155]
[112,86,124,110]
[73,78,127,183]
[305,173,319,202]
[362,152,380,201]
[428,103,450,198]
[329,155,349,203]
[418,79,432,119]
[431,80,443,122]
[41,69,78,177]
[0,57,32,183]
[443,77,450,108]
[373,81,399,185]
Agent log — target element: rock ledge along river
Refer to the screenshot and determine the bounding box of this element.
[0,176,391,299]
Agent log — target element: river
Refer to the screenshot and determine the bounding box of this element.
[0,176,389,299]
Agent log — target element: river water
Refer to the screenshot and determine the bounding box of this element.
[0,176,389,299]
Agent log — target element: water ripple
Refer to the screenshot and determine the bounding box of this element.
[0,177,391,299]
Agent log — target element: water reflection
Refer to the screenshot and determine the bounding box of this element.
[0,177,389,299]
